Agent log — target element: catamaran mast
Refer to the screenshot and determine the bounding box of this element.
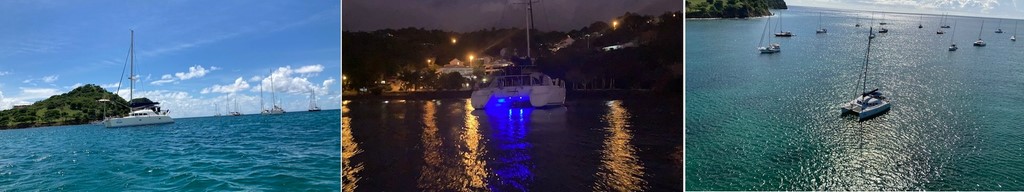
[260,85,265,111]
[271,73,276,107]
[862,27,874,94]
[129,30,135,101]
[979,20,985,39]
[513,0,539,58]
[310,88,316,109]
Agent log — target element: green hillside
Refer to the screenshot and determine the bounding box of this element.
[0,84,129,129]
[686,0,787,18]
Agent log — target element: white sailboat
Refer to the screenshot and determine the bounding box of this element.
[774,11,793,37]
[214,103,222,117]
[816,12,827,33]
[758,14,781,54]
[841,27,891,121]
[975,20,987,47]
[950,20,959,51]
[995,19,1004,33]
[105,30,174,128]
[261,74,285,115]
[855,13,862,27]
[308,87,321,112]
[940,12,951,28]
[229,98,242,116]
[1012,21,1017,41]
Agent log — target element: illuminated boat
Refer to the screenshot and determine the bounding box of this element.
[471,67,566,109]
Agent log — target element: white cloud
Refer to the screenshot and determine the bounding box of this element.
[323,78,336,88]
[0,87,65,110]
[151,74,177,85]
[174,65,217,80]
[201,77,251,94]
[251,65,320,94]
[0,71,9,76]
[294,64,324,73]
[101,82,123,89]
[19,87,61,100]
[249,75,263,82]
[41,75,59,83]
[21,75,59,85]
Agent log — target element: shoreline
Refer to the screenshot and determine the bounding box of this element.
[342,89,679,101]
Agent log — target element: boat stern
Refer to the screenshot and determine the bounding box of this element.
[470,89,493,109]
[529,86,566,107]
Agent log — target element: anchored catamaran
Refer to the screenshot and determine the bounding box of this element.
[841,27,891,121]
[470,0,566,109]
[104,30,174,128]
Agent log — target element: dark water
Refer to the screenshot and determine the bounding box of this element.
[0,111,340,191]
[687,6,1024,190]
[342,98,683,191]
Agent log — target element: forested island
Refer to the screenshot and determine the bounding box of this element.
[343,11,683,96]
[0,84,129,129]
[685,0,787,18]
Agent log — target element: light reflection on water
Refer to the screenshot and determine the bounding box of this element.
[461,101,488,190]
[686,6,1014,190]
[342,100,364,191]
[415,101,456,190]
[594,100,647,191]
[479,103,535,191]
[343,99,681,190]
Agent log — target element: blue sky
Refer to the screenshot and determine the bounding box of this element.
[791,0,1024,18]
[0,0,340,117]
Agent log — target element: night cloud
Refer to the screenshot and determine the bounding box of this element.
[342,0,682,32]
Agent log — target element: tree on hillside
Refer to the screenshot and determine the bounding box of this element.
[439,72,467,90]
[45,110,60,123]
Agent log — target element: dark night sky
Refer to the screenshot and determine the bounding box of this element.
[342,0,682,32]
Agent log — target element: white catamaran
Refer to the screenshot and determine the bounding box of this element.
[470,0,566,109]
[975,20,987,47]
[841,27,891,121]
[105,30,174,128]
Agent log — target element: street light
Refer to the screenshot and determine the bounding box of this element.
[468,55,475,66]
[451,38,457,44]
[612,21,619,29]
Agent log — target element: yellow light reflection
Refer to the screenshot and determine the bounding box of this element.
[461,99,488,189]
[341,100,364,191]
[594,100,646,191]
[417,101,464,190]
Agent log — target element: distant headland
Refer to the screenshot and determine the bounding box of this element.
[685,0,787,18]
[0,84,129,129]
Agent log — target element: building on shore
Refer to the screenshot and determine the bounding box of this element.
[439,59,474,79]
[12,104,31,110]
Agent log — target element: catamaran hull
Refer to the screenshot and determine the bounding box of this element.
[858,103,891,120]
[471,89,494,109]
[471,86,565,109]
[528,85,565,107]
[104,116,174,128]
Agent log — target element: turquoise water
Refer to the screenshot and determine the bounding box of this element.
[686,6,1024,190]
[0,111,340,191]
